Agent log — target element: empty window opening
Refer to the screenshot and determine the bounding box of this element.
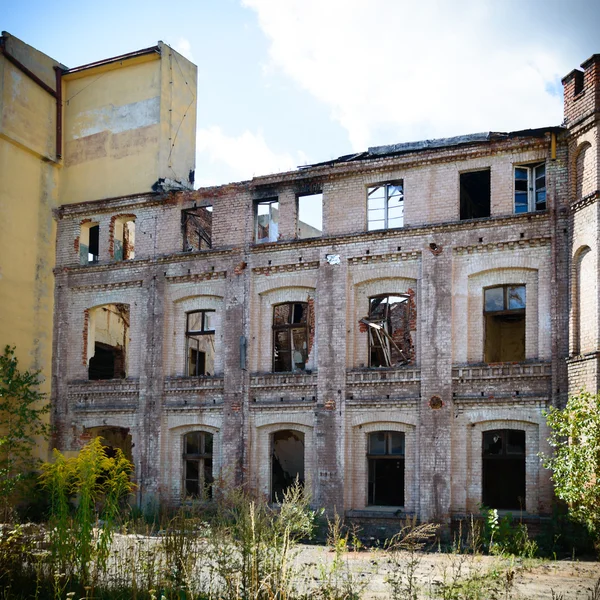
[368,431,405,506]
[87,304,129,380]
[182,206,212,251]
[113,217,135,261]
[460,170,491,220]
[484,285,525,363]
[256,198,279,243]
[514,164,546,213]
[80,223,99,264]
[298,193,323,238]
[362,294,415,367]
[186,310,215,376]
[273,302,309,372]
[482,429,526,510]
[272,429,304,502]
[183,431,213,499]
[84,426,133,462]
[367,182,404,231]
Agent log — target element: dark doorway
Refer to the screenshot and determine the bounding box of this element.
[482,429,526,510]
[460,170,491,220]
[271,429,305,502]
[368,431,405,506]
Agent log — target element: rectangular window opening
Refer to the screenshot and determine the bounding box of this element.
[367,182,404,231]
[460,170,491,220]
[182,206,212,251]
[297,193,323,238]
[514,163,546,214]
[484,285,525,363]
[88,225,99,263]
[186,310,216,376]
[273,302,309,372]
[255,198,279,243]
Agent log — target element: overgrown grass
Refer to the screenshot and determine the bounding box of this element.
[1,440,597,599]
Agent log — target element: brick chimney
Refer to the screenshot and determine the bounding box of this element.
[562,54,600,127]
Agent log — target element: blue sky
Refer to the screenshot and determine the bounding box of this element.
[3,0,599,186]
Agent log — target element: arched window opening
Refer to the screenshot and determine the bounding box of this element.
[367,431,405,506]
[363,294,415,367]
[183,431,213,499]
[87,304,129,380]
[80,222,99,264]
[271,429,304,502]
[482,429,526,510]
[575,142,593,200]
[186,310,215,376]
[113,217,135,261]
[574,247,593,354]
[484,285,525,363]
[273,302,309,372]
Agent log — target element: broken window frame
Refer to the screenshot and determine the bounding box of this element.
[87,303,129,380]
[482,429,526,510]
[272,302,309,373]
[182,206,212,251]
[183,431,213,499]
[186,310,216,376]
[483,284,526,363]
[514,163,546,214]
[460,169,491,220]
[367,431,405,506]
[255,198,279,244]
[367,182,404,231]
[364,294,411,368]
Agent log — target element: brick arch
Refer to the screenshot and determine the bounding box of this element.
[348,420,417,512]
[467,419,540,514]
[252,286,316,373]
[571,245,595,354]
[253,420,315,502]
[168,294,225,377]
[465,267,540,363]
[350,276,418,368]
[165,423,221,503]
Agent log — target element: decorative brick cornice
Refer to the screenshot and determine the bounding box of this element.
[571,190,599,213]
[454,236,550,255]
[348,251,420,266]
[71,280,143,292]
[165,271,227,284]
[452,362,552,380]
[252,261,319,276]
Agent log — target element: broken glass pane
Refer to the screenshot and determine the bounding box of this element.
[507,285,526,310]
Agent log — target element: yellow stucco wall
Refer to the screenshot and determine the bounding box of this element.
[0,33,197,461]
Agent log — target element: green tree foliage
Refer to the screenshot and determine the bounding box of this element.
[543,391,600,552]
[0,345,50,517]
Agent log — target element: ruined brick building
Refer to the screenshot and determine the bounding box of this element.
[51,54,600,525]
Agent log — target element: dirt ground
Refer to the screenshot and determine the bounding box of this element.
[293,544,600,599]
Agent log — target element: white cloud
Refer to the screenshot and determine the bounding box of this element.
[242,0,569,151]
[173,37,194,62]
[196,126,301,183]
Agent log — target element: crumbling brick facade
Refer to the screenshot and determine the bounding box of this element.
[51,55,600,526]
